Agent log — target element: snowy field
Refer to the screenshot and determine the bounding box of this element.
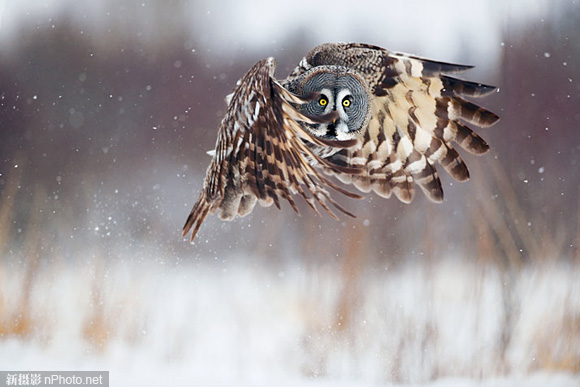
[1,0,579,386]
[1,255,578,386]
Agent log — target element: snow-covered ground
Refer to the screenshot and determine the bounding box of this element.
[1,1,578,386]
[1,255,578,386]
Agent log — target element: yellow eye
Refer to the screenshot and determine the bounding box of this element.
[342,98,351,107]
[318,97,328,106]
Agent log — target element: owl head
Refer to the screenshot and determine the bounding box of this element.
[290,66,371,141]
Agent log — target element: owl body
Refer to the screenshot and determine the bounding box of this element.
[183,43,499,242]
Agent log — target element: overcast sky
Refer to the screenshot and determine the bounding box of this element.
[0,0,561,70]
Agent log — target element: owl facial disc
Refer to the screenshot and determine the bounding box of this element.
[293,66,371,141]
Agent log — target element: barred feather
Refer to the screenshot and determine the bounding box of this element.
[184,43,499,242]
[304,43,499,203]
[183,57,361,242]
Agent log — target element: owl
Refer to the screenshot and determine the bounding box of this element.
[183,43,499,241]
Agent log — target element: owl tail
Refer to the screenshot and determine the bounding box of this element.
[182,191,211,242]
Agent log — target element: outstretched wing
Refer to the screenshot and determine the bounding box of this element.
[183,57,361,242]
[300,43,499,203]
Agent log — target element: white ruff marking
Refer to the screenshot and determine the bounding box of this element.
[336,88,351,123]
[335,123,351,140]
[309,123,329,138]
[320,88,334,113]
[206,149,216,157]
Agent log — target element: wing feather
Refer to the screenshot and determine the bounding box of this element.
[184,43,500,243]
[182,57,360,242]
[304,43,499,203]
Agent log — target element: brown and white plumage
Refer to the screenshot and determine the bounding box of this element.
[182,57,360,241]
[289,43,499,203]
[183,43,499,242]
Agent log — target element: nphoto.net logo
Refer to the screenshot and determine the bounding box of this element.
[1,371,109,387]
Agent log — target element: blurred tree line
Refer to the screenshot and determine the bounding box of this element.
[0,2,579,265]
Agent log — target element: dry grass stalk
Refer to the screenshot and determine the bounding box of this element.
[81,259,114,352]
[334,222,367,333]
[475,186,523,270]
[0,152,25,256]
[0,164,45,339]
[534,309,580,373]
[490,159,541,258]
[576,185,580,263]
[470,201,496,265]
